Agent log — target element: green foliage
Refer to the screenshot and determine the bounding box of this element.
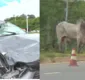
[40,0,85,51]
[68,1,85,23]
[5,14,40,31]
[41,0,65,51]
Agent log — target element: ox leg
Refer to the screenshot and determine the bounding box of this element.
[58,41,62,52]
[64,38,68,51]
[77,41,81,53]
[59,42,64,53]
[58,40,63,53]
[61,36,66,53]
[77,41,84,53]
[77,45,81,53]
[78,44,84,53]
[60,39,65,53]
[61,40,65,53]
[58,37,65,53]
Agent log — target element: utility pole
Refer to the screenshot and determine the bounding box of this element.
[13,15,16,24]
[65,0,68,51]
[65,0,68,21]
[26,15,29,33]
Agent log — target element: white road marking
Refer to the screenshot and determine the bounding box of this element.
[44,72,61,75]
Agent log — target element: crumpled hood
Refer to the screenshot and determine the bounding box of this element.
[16,33,40,42]
[0,34,39,65]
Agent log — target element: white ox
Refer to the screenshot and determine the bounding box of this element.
[56,21,85,53]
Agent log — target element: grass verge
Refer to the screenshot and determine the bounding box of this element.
[40,50,85,64]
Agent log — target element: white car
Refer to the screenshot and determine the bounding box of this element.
[0,21,40,79]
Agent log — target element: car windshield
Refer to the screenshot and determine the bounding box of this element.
[0,22,26,36]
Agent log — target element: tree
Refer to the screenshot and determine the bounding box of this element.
[40,0,85,51]
[5,14,40,30]
[41,0,65,50]
[20,14,26,18]
[28,14,35,19]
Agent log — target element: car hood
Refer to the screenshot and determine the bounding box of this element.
[0,34,40,66]
[16,33,40,42]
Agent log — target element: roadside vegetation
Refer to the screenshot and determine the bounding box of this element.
[40,49,85,63]
[40,0,85,63]
[5,14,40,31]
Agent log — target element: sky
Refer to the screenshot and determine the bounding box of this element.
[0,0,40,20]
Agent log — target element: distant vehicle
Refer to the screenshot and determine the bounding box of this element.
[0,21,40,79]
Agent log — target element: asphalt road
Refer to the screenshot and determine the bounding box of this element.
[40,62,85,80]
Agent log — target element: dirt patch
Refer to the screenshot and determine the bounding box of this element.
[41,56,85,64]
[41,57,70,64]
[77,56,85,61]
[40,57,52,64]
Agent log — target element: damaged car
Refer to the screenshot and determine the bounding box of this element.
[0,21,40,79]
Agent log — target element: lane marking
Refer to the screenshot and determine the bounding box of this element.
[44,72,61,75]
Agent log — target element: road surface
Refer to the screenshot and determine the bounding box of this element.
[40,62,85,80]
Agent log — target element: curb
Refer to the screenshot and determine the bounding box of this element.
[40,61,85,65]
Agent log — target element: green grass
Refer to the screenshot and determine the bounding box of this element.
[40,51,70,62]
[40,50,85,62]
[41,50,70,57]
[77,53,85,57]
